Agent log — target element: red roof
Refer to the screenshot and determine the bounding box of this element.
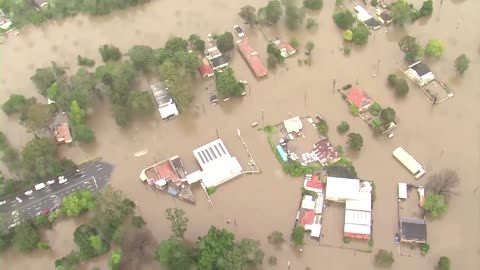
[347,87,373,110]
[236,38,268,78]
[305,174,324,191]
[55,123,72,144]
[301,210,315,226]
[344,232,370,240]
[198,58,214,78]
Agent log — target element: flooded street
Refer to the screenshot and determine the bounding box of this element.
[1,0,479,269]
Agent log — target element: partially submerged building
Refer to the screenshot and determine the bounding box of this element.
[205,39,229,71]
[139,156,195,203]
[326,177,373,240]
[272,37,296,58]
[405,61,435,87]
[54,123,72,144]
[0,9,12,31]
[312,136,341,166]
[283,116,303,133]
[236,38,268,78]
[296,173,325,238]
[189,139,243,189]
[398,182,427,243]
[198,57,214,78]
[150,83,179,120]
[347,87,374,112]
[354,5,380,29]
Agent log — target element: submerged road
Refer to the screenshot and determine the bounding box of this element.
[0,160,113,226]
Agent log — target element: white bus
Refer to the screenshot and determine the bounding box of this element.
[393,147,426,179]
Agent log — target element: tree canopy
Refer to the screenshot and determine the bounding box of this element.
[196,226,235,270]
[129,91,155,115]
[305,41,315,54]
[215,67,245,98]
[31,66,65,96]
[454,54,470,75]
[419,0,433,17]
[156,238,192,270]
[74,224,109,258]
[128,45,156,72]
[13,221,40,252]
[332,10,356,30]
[99,44,122,62]
[352,25,370,45]
[239,5,257,26]
[425,39,444,57]
[380,107,396,123]
[291,226,305,247]
[262,0,283,24]
[398,35,423,62]
[2,94,27,115]
[267,231,285,247]
[438,256,451,270]
[223,239,264,269]
[70,100,87,125]
[74,125,96,144]
[424,193,448,217]
[391,0,412,26]
[347,133,363,151]
[387,74,409,97]
[165,208,189,239]
[375,249,394,267]
[215,32,234,53]
[188,34,206,52]
[61,190,97,217]
[285,0,305,29]
[21,137,64,180]
[303,0,323,10]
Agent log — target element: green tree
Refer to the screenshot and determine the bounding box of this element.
[291,226,305,247]
[454,54,470,75]
[267,54,279,69]
[109,249,122,270]
[391,0,412,26]
[197,226,235,270]
[343,30,353,41]
[264,0,283,24]
[70,68,97,109]
[303,0,323,10]
[188,34,206,52]
[99,44,122,62]
[424,193,448,217]
[55,251,81,270]
[131,215,146,228]
[399,35,423,62]
[61,190,97,217]
[394,78,409,97]
[112,105,131,127]
[419,0,433,17]
[290,37,299,49]
[387,74,398,87]
[267,231,285,247]
[156,239,192,270]
[70,100,86,125]
[165,37,189,54]
[31,66,65,96]
[347,133,363,151]
[333,10,356,30]
[2,94,27,115]
[305,40,315,54]
[112,227,125,245]
[129,91,155,115]
[128,45,155,72]
[285,0,305,29]
[337,121,350,134]
[425,39,444,57]
[375,249,394,267]
[267,43,284,64]
[420,243,430,255]
[34,214,52,228]
[215,32,234,53]
[306,17,318,30]
[77,55,96,67]
[89,235,104,253]
[438,256,451,270]
[380,107,396,123]
[21,137,64,180]
[239,5,257,26]
[74,125,95,144]
[47,81,60,101]
[13,221,40,252]
[215,67,245,98]
[37,241,50,250]
[223,239,264,269]
[166,208,189,239]
[352,25,370,45]
[74,224,109,258]
[370,103,382,115]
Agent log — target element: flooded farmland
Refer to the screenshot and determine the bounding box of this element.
[1,0,479,269]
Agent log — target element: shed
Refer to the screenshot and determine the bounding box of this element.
[283,116,303,133]
[400,217,427,243]
[325,177,360,202]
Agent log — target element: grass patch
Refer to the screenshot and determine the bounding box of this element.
[206,187,216,195]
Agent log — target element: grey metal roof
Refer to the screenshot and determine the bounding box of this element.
[410,62,431,77]
[400,217,427,242]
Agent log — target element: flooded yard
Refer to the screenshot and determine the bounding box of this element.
[1,0,479,269]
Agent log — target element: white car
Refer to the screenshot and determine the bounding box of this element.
[24,190,33,196]
[11,211,18,217]
[59,176,68,184]
[8,224,16,229]
[16,197,22,203]
[46,180,55,185]
[233,25,245,38]
[0,200,6,206]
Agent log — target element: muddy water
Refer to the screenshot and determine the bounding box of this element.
[1,0,480,269]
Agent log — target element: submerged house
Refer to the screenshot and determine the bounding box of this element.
[272,37,296,58]
[405,61,435,87]
[400,217,427,243]
[354,5,380,30]
[205,38,229,71]
[54,123,72,144]
[150,83,179,120]
[198,57,214,78]
[296,173,325,238]
[347,87,374,112]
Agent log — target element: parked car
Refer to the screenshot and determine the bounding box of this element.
[16,197,22,203]
[35,183,46,191]
[46,180,55,185]
[24,190,33,196]
[0,200,6,206]
[58,176,68,184]
[8,224,16,229]
[233,25,245,38]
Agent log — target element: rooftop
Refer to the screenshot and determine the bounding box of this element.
[193,139,243,188]
[400,217,427,243]
[198,57,214,78]
[143,160,180,184]
[272,38,297,58]
[347,87,374,111]
[409,62,432,77]
[325,177,361,202]
[150,83,179,119]
[55,123,72,144]
[304,173,324,192]
[236,38,268,78]
[283,116,303,133]
[312,137,341,166]
[364,18,381,29]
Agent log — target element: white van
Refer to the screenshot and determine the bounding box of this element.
[35,183,46,191]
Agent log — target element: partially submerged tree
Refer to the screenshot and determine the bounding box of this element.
[303,0,323,10]
[427,169,459,200]
[13,221,40,252]
[156,238,192,270]
[337,121,350,134]
[285,0,305,29]
[347,133,363,151]
[454,54,470,75]
[352,25,370,45]
[74,125,96,144]
[239,5,258,26]
[165,208,189,239]
[215,67,245,98]
[268,231,285,247]
[425,39,444,57]
[2,94,27,115]
[291,226,305,247]
[419,0,433,17]
[262,0,283,24]
[399,35,423,62]
[424,193,448,217]
[127,45,155,72]
[215,32,235,53]
[374,249,394,268]
[305,41,315,55]
[332,10,356,30]
[380,107,396,123]
[306,17,318,30]
[99,44,122,62]
[391,0,412,26]
[196,226,235,269]
[438,256,451,270]
[343,30,353,41]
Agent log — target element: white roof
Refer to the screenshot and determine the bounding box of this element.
[393,147,425,178]
[345,209,371,226]
[158,103,179,119]
[326,177,360,202]
[186,170,202,184]
[305,223,322,238]
[283,116,303,133]
[398,183,408,199]
[301,195,316,210]
[346,192,371,211]
[344,223,371,235]
[354,5,373,22]
[193,139,243,188]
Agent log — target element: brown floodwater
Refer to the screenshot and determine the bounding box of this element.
[1,0,479,269]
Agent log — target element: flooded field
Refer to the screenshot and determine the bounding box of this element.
[1,0,479,269]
